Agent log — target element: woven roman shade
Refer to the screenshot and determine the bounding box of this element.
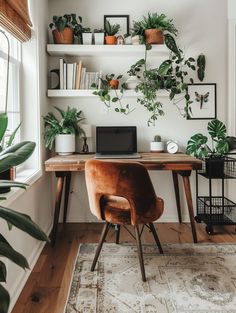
[0,0,32,42]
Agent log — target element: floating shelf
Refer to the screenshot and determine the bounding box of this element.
[47,89,169,98]
[47,44,169,57]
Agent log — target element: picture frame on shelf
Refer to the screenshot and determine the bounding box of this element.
[187,83,217,120]
[104,15,130,36]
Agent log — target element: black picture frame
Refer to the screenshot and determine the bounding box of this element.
[187,83,217,120]
[104,15,130,35]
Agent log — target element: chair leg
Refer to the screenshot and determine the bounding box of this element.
[114,224,120,244]
[134,225,146,282]
[91,222,110,271]
[149,223,163,254]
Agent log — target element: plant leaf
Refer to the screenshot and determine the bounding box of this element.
[0,284,10,313]
[0,180,27,190]
[0,205,49,242]
[207,119,227,139]
[164,34,180,57]
[6,122,22,148]
[0,241,29,270]
[0,261,6,283]
[0,113,8,144]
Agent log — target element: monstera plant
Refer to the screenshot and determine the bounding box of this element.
[0,113,49,313]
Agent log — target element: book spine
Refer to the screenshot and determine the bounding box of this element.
[59,58,64,90]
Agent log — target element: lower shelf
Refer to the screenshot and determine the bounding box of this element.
[196,196,236,226]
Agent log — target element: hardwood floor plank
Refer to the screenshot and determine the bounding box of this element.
[12,222,236,313]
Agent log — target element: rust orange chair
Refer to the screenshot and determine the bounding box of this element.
[85,159,164,282]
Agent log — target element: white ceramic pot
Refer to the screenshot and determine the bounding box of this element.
[150,141,164,152]
[125,76,141,89]
[94,32,104,45]
[55,134,75,155]
[131,35,141,45]
[82,33,93,45]
[124,35,132,45]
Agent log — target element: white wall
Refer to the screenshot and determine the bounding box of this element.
[47,0,228,223]
[0,0,54,311]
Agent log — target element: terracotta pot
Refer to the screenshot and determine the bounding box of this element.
[144,29,164,44]
[52,27,74,44]
[105,35,117,45]
[109,79,119,89]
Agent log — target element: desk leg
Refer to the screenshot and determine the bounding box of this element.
[63,172,71,224]
[181,172,198,243]
[51,172,66,246]
[172,171,182,223]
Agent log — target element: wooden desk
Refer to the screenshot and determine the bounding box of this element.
[45,153,202,245]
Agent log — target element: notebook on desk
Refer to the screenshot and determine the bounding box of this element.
[95,126,141,159]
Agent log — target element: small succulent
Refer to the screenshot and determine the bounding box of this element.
[154,135,162,142]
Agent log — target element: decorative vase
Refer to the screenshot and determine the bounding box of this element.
[125,76,141,89]
[52,27,74,44]
[82,32,93,45]
[94,32,104,45]
[150,141,164,152]
[55,134,75,155]
[105,35,117,45]
[144,29,164,44]
[109,79,119,89]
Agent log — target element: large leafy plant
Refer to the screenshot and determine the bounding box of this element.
[49,14,82,32]
[0,117,49,313]
[43,106,84,150]
[186,119,229,159]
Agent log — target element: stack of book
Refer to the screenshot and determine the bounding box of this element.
[59,58,101,90]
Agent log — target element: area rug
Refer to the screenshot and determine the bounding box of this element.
[65,243,236,313]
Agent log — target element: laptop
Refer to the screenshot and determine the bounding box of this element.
[95,126,141,159]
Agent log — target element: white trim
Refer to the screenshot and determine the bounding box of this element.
[8,222,53,313]
[1,168,42,207]
[228,19,236,135]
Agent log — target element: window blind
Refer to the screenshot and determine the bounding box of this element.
[0,0,32,42]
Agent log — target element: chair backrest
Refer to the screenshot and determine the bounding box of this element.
[85,159,162,225]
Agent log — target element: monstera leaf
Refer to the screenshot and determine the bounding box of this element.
[186,133,209,158]
[207,119,227,139]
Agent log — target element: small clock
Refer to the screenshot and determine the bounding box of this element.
[167,140,179,154]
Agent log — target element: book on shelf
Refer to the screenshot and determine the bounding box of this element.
[59,58,64,90]
[75,61,82,89]
[63,63,67,89]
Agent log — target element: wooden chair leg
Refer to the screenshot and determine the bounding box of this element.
[114,224,120,244]
[134,225,146,282]
[149,223,163,254]
[91,222,110,271]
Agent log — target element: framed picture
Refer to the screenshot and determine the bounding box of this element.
[104,15,130,36]
[187,83,217,120]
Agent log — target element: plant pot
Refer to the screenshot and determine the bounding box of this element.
[205,156,225,178]
[105,35,117,45]
[124,35,132,45]
[109,79,119,89]
[94,32,104,45]
[0,169,11,193]
[144,29,164,44]
[150,141,164,152]
[82,32,93,45]
[131,35,141,45]
[55,134,75,155]
[52,27,74,44]
[125,76,141,89]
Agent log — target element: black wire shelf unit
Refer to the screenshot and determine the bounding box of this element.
[195,155,236,235]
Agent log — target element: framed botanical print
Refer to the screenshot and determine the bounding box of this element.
[104,15,130,36]
[187,83,217,120]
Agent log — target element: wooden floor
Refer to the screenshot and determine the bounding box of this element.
[12,222,236,313]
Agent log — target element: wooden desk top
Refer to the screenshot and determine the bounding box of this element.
[45,153,202,172]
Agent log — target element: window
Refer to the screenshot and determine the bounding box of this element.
[0,27,21,146]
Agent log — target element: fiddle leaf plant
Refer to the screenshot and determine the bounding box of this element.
[186,119,229,158]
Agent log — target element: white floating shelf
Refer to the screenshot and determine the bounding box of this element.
[47,44,169,57]
[47,89,168,98]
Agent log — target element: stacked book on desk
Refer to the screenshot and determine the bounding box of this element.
[59,58,101,90]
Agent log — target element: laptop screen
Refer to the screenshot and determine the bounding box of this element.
[96,126,137,154]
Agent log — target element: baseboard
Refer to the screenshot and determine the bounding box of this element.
[9,222,53,313]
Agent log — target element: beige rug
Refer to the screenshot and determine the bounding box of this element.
[65,243,236,313]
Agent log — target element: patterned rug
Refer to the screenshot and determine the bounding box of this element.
[65,243,236,313]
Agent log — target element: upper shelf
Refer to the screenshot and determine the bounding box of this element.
[47,44,169,57]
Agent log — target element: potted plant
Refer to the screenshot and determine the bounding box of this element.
[0,140,49,312]
[49,14,82,44]
[150,134,164,152]
[124,33,132,45]
[126,59,145,89]
[93,28,105,45]
[131,20,145,45]
[43,106,84,155]
[105,73,123,89]
[104,20,120,45]
[134,12,178,44]
[82,27,92,45]
[186,119,230,178]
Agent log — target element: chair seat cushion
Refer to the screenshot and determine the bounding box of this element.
[101,195,131,224]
